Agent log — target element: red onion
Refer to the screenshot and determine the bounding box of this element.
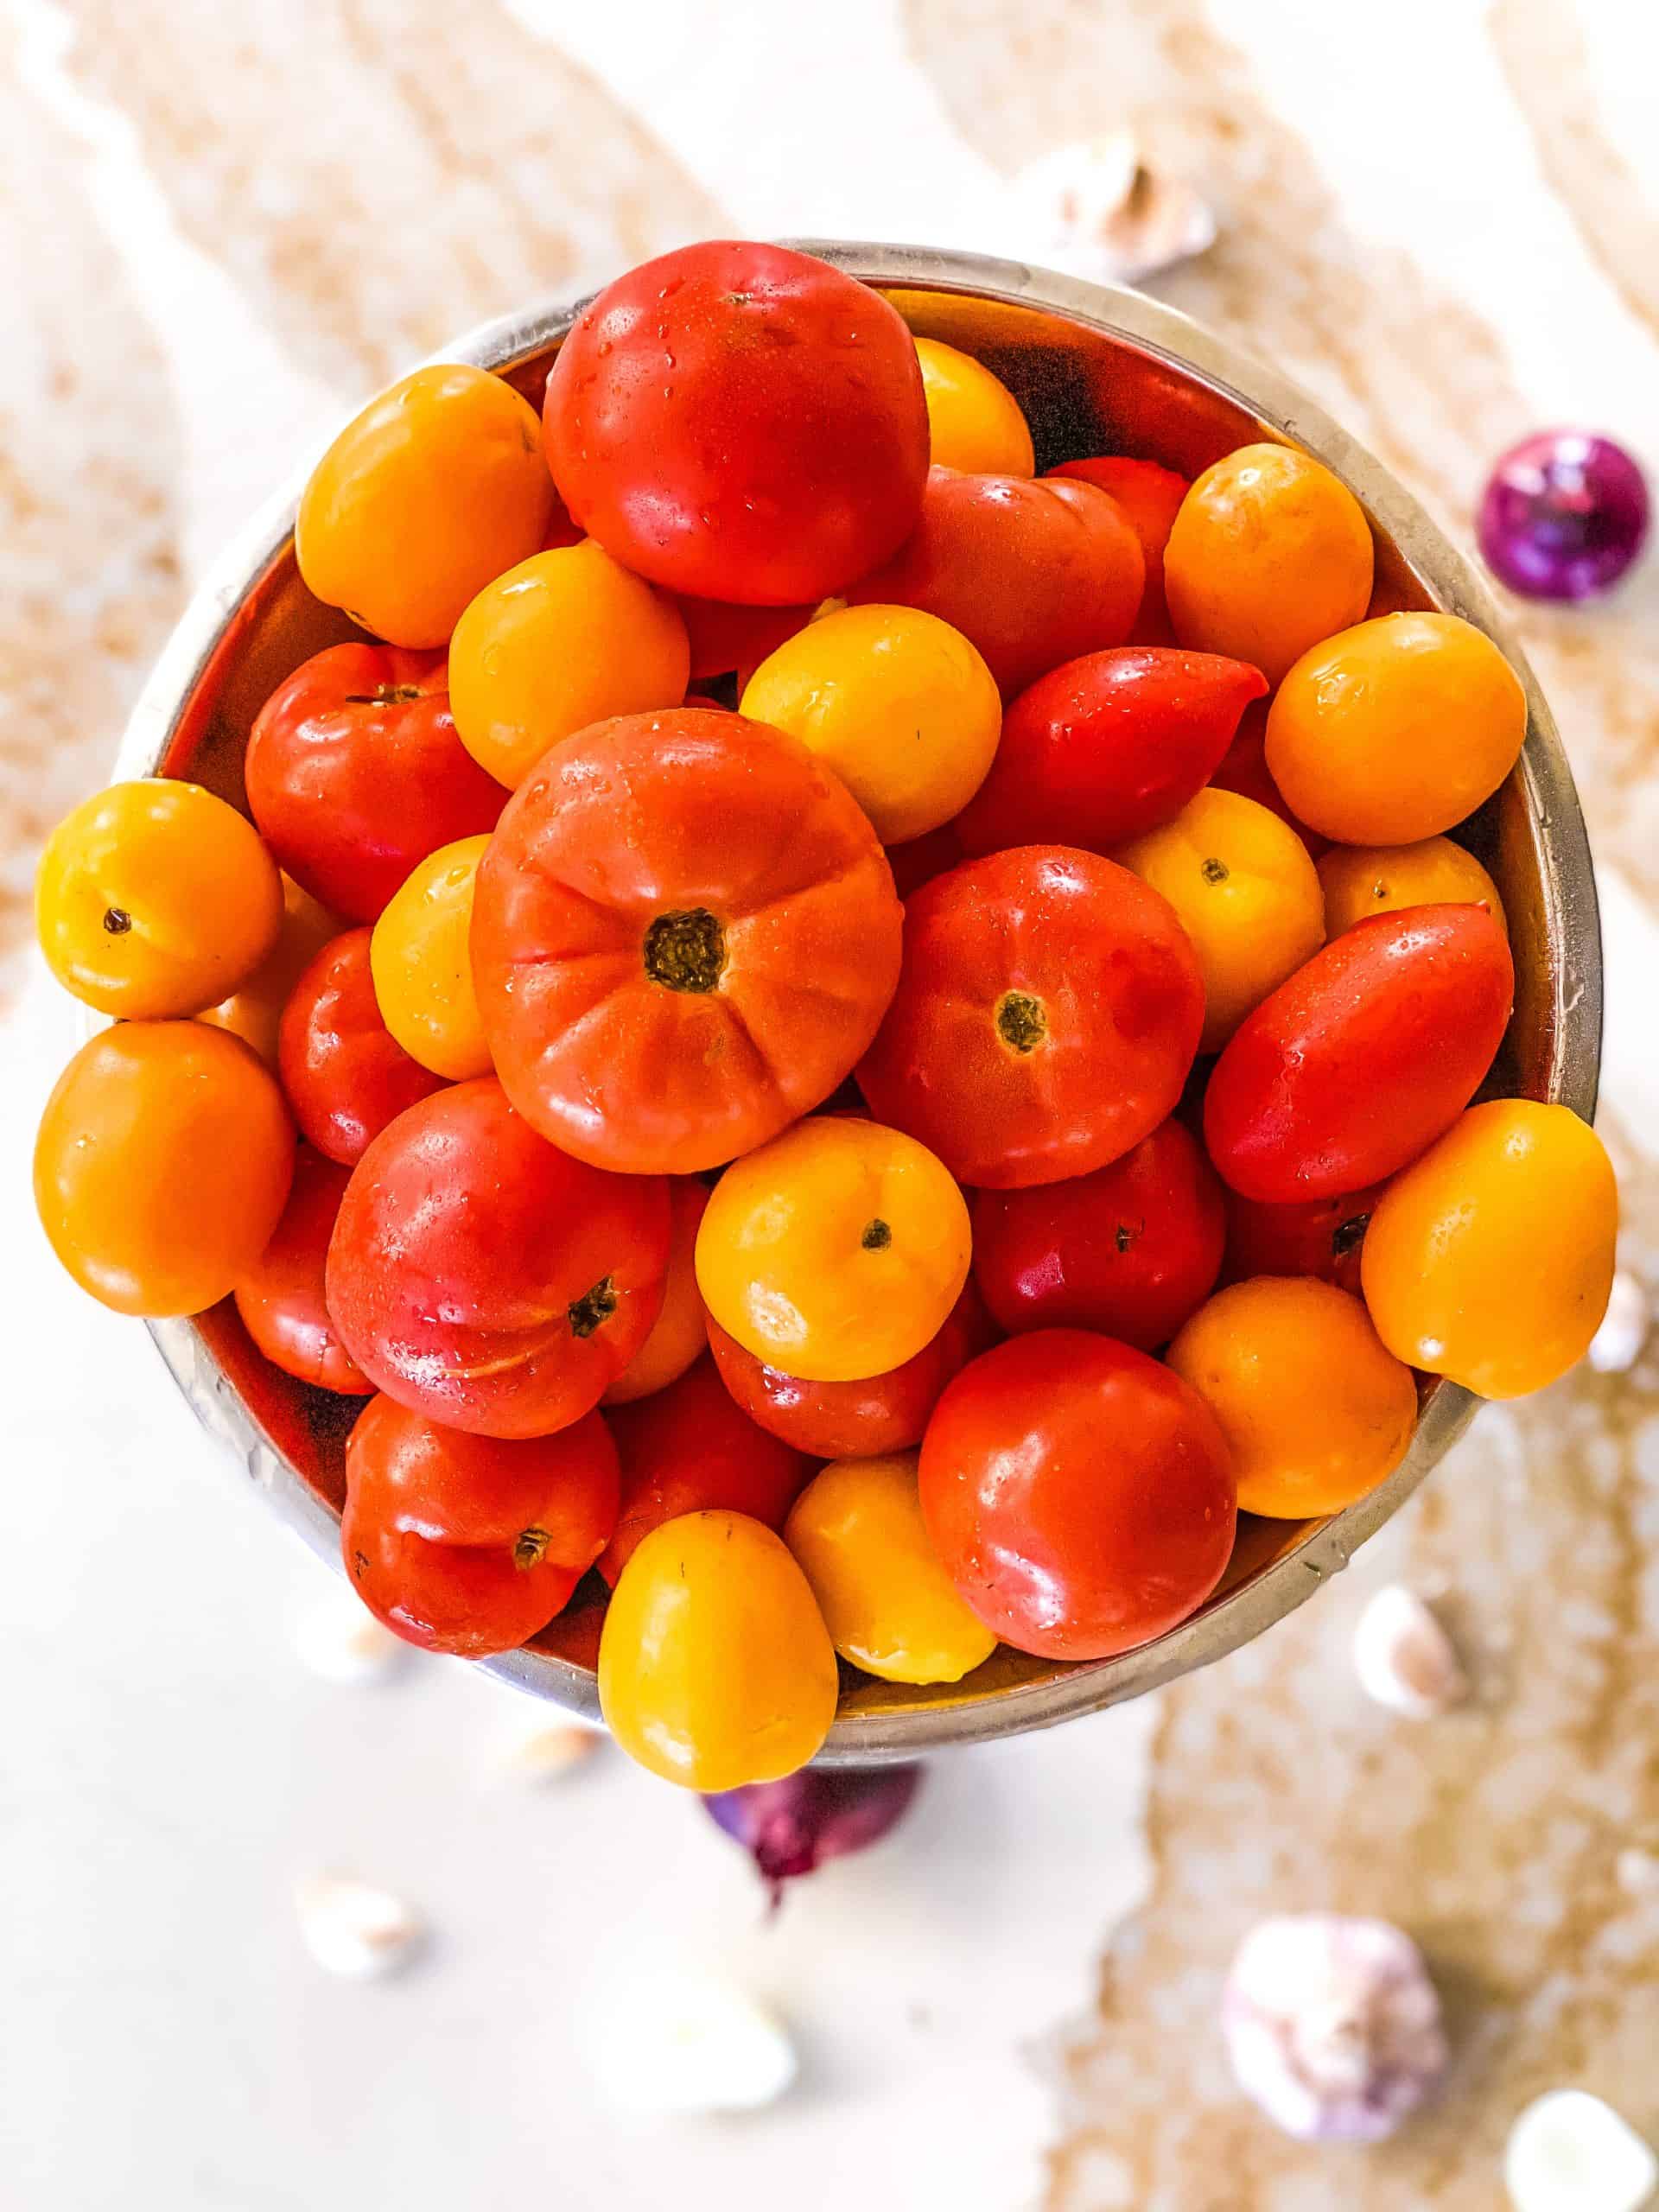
[1478,429,1649,601]
[703,1764,923,1901]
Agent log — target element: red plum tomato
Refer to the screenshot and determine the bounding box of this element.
[277,928,446,1166]
[232,1145,371,1395]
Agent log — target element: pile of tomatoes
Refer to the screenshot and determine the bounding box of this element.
[32,242,1618,1791]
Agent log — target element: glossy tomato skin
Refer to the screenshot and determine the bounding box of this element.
[1046,456,1189,644]
[232,1145,370,1395]
[1204,903,1514,1202]
[277,928,446,1166]
[544,241,929,605]
[848,468,1145,697]
[675,594,813,682]
[342,1395,618,1656]
[858,846,1205,1189]
[705,1281,997,1459]
[1221,1180,1390,1298]
[245,645,506,923]
[918,1330,1236,1661]
[471,709,902,1175]
[954,645,1267,857]
[1209,698,1331,860]
[602,1178,710,1406]
[971,1118,1224,1350]
[597,1355,814,1585]
[326,1077,671,1439]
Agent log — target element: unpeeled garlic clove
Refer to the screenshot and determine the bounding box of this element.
[1587,1270,1649,1375]
[1504,2088,1657,2212]
[1010,132,1217,288]
[295,1873,425,1980]
[1352,1584,1469,1719]
[588,1967,798,2118]
[498,1721,604,1783]
[294,1592,406,1686]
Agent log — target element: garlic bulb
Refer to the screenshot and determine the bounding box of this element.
[1352,1585,1469,1719]
[1010,132,1217,288]
[1504,2089,1657,2212]
[295,1874,425,1980]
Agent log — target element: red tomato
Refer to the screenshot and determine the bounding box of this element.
[1205,904,1515,1202]
[1221,1180,1389,1297]
[544,241,928,605]
[848,468,1145,697]
[1047,455,1188,643]
[1209,699,1330,859]
[954,646,1267,858]
[598,1355,814,1585]
[971,1118,1224,1349]
[326,1077,671,1438]
[886,819,964,900]
[918,1330,1236,1660]
[675,594,813,681]
[245,645,507,923]
[342,1395,618,1656]
[232,1145,371,1395]
[277,928,445,1166]
[857,847,1204,1188]
[705,1281,997,1459]
[471,709,902,1175]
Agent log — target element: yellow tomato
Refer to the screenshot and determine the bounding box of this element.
[914,337,1035,476]
[448,541,690,787]
[1267,613,1527,845]
[602,1179,710,1406]
[785,1452,996,1684]
[740,603,1001,843]
[199,873,340,1064]
[369,835,492,1078]
[1317,836,1508,941]
[1361,1101,1617,1399]
[35,1021,294,1318]
[296,364,553,649]
[696,1116,971,1382]
[36,779,283,1020]
[1114,788,1325,1053]
[1166,1276,1416,1518]
[598,1510,839,1789]
[1165,443,1375,685]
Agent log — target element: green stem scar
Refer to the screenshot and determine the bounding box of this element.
[644,907,728,993]
[568,1275,618,1338]
[995,990,1047,1055]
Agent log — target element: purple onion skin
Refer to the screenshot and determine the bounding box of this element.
[703,1764,924,1902]
[1478,429,1649,601]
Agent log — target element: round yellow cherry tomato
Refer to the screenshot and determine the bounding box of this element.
[1114,788,1325,1053]
[914,337,1035,476]
[1165,443,1375,685]
[602,1179,710,1406]
[1266,613,1527,845]
[368,834,492,1079]
[448,541,690,787]
[1361,1100,1617,1399]
[598,1510,839,1788]
[785,1452,996,1684]
[696,1116,971,1382]
[36,779,283,1020]
[740,603,1001,843]
[296,364,553,649]
[1166,1276,1417,1518]
[35,1021,295,1318]
[1317,836,1508,942]
[199,873,340,1065]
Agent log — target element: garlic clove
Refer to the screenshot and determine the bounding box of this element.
[1352,1584,1470,1719]
[294,1592,406,1686]
[1010,132,1217,288]
[1587,1270,1649,1375]
[588,1967,798,2118]
[497,1721,604,1783]
[1504,2089,1657,2212]
[295,1873,425,1980]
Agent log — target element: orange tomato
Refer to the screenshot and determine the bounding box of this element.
[1318,836,1507,941]
[1165,444,1374,685]
[1114,789,1325,1053]
[36,779,283,1020]
[200,873,340,1065]
[602,1179,711,1406]
[448,540,690,788]
[368,835,491,1079]
[1267,613,1527,846]
[1166,1276,1417,1517]
[296,364,553,648]
[914,338,1034,475]
[696,1116,971,1382]
[35,1022,294,1318]
[1361,1101,1617,1398]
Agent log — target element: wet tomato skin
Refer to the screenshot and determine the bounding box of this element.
[277,928,446,1166]
[1221,1181,1391,1298]
[232,1145,371,1395]
[1046,455,1189,644]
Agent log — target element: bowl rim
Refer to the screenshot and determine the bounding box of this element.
[118,241,1602,1759]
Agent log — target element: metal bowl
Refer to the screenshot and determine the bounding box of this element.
[118,242,1601,1760]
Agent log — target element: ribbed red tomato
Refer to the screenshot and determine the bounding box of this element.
[232,1145,370,1395]
[277,928,445,1166]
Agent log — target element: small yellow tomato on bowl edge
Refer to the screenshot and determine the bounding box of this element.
[369,834,492,1079]
[1317,836,1508,941]
[914,337,1035,476]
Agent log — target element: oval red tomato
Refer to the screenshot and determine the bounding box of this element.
[245,644,507,923]
[1221,1180,1390,1297]
[1046,455,1189,644]
[277,928,446,1166]
[1204,903,1515,1202]
[857,846,1204,1189]
[326,1077,671,1438]
[918,1330,1236,1660]
[232,1144,371,1395]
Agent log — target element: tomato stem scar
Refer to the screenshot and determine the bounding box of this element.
[861,1218,893,1251]
[1200,857,1230,885]
[512,1527,551,1569]
[644,906,728,993]
[995,989,1047,1054]
[102,906,132,935]
[568,1274,618,1338]
[344,686,424,705]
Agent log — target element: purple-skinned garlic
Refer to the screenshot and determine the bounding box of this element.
[1221,1914,1448,2141]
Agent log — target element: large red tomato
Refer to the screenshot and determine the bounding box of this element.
[471,709,903,1175]
[705,1281,997,1459]
[343,1395,618,1656]
[596,1355,814,1585]
[954,646,1268,857]
[232,1144,371,1395]
[543,242,929,605]
[918,1330,1236,1660]
[1205,904,1515,1202]
[277,928,446,1166]
[846,468,1145,696]
[326,1077,671,1438]
[245,645,507,922]
[857,847,1204,1189]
